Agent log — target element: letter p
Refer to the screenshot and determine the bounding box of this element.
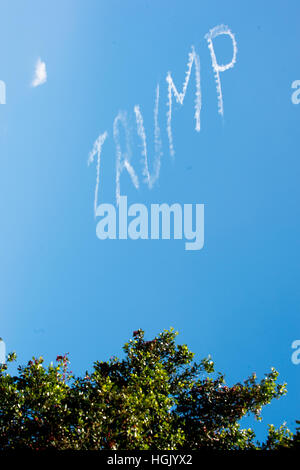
[205,24,237,116]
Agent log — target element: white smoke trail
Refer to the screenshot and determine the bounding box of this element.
[88,131,108,218]
[166,46,201,157]
[205,24,237,117]
[153,84,163,186]
[194,52,201,132]
[114,111,139,206]
[134,104,148,183]
[134,84,162,189]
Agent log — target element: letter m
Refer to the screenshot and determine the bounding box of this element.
[151,203,182,240]
[166,46,201,156]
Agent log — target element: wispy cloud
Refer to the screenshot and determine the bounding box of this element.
[31,58,47,87]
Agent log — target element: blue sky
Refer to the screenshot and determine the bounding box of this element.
[0,0,300,439]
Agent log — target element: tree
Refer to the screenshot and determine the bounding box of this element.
[0,328,297,450]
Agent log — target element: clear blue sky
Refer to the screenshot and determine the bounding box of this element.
[0,0,299,440]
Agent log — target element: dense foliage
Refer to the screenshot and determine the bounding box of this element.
[0,328,298,450]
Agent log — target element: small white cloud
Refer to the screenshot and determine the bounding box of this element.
[31,57,47,87]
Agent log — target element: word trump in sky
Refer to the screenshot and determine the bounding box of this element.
[88,24,237,250]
